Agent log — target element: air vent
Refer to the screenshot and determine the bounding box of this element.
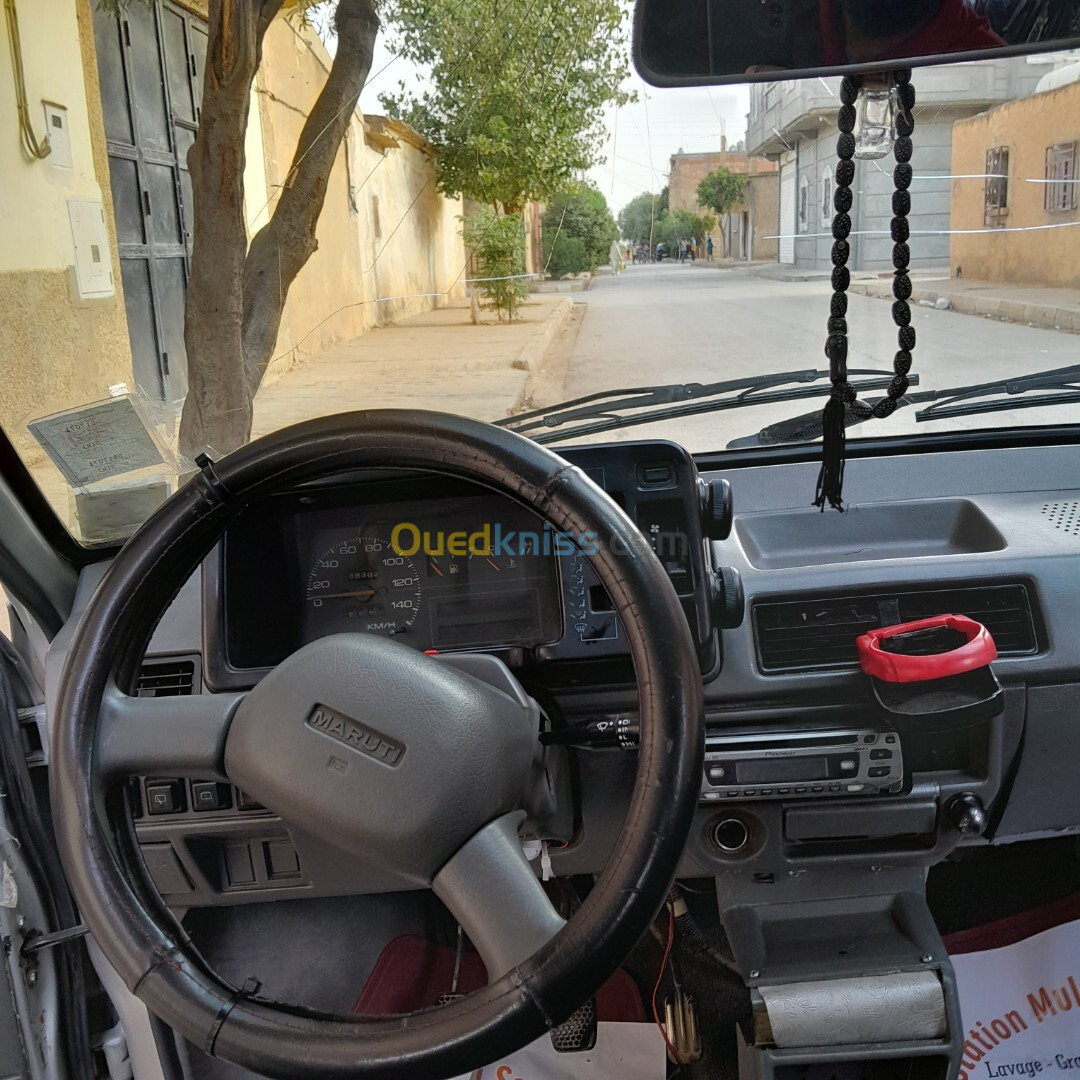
[1042,500,1080,536]
[136,659,197,697]
[754,584,1037,674]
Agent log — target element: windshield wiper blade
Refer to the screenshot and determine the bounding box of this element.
[497,369,910,445]
[731,364,1080,448]
[914,364,1080,423]
[727,396,910,448]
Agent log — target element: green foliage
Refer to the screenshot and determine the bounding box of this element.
[541,184,616,277]
[543,234,589,279]
[380,0,633,209]
[696,166,748,217]
[651,208,716,252]
[463,209,530,319]
[617,192,663,245]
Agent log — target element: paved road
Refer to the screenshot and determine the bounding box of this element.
[556,262,1078,453]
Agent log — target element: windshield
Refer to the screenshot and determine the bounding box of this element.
[2,2,1078,544]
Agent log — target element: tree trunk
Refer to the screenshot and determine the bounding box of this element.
[179,0,282,461]
[240,0,379,400]
[179,0,378,461]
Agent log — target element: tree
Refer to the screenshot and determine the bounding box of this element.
[543,234,589,280]
[99,1,380,459]
[542,184,617,276]
[652,208,715,253]
[463,210,530,318]
[181,0,381,459]
[379,0,633,212]
[696,165,747,259]
[618,191,662,246]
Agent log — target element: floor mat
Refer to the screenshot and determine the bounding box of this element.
[355,933,647,1021]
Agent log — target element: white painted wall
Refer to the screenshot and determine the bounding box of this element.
[0,0,105,273]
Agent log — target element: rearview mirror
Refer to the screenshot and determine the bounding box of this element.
[633,0,1080,85]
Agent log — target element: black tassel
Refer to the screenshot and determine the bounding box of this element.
[814,395,847,511]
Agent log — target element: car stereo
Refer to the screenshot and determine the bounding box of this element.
[700,727,903,802]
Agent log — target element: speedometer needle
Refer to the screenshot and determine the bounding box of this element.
[314,589,377,600]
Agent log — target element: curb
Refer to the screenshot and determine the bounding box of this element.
[510,297,574,374]
[849,280,1080,334]
[531,275,592,294]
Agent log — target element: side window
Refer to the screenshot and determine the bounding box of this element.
[1045,142,1077,213]
[984,146,1009,225]
[820,166,833,224]
[798,174,809,231]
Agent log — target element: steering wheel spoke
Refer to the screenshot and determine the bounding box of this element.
[432,812,566,981]
[97,682,243,783]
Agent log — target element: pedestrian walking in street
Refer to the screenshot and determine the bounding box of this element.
[678,238,687,263]
[609,240,622,276]
[706,235,714,261]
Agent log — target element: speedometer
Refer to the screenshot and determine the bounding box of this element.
[305,535,422,637]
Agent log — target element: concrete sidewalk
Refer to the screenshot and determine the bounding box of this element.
[253,295,574,437]
[849,276,1080,334]
[747,262,877,283]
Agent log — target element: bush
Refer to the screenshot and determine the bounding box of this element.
[542,184,617,275]
[463,209,530,320]
[543,234,589,279]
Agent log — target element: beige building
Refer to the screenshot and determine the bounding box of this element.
[250,21,466,386]
[668,146,778,260]
[746,173,779,262]
[0,0,133,468]
[950,78,1080,290]
[1,0,465,503]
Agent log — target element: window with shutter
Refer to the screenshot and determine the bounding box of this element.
[1045,143,1078,213]
[984,146,1008,225]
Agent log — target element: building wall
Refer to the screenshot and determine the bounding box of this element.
[950,80,1080,289]
[668,149,777,218]
[669,149,777,260]
[747,56,1064,271]
[748,173,779,260]
[789,118,958,272]
[0,0,133,462]
[247,18,465,384]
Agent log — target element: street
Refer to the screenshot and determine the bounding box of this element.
[557,262,1079,452]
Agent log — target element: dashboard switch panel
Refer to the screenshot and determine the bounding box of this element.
[146,779,185,816]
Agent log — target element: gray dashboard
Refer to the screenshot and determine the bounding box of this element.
[45,437,1080,909]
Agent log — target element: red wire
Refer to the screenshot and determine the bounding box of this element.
[651,899,683,1067]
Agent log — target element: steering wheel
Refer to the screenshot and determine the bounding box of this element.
[51,411,704,1079]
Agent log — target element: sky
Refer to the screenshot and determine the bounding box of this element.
[354,10,750,217]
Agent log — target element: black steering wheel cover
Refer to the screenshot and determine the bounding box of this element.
[52,411,704,1078]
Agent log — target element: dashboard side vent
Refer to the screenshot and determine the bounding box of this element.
[136,658,198,697]
[1042,500,1080,536]
[754,584,1037,674]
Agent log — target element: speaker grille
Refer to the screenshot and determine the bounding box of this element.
[1042,500,1080,536]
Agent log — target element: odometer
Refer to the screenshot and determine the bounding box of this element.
[305,535,422,637]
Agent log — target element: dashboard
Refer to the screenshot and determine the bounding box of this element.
[205,442,730,689]
[44,435,1080,912]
